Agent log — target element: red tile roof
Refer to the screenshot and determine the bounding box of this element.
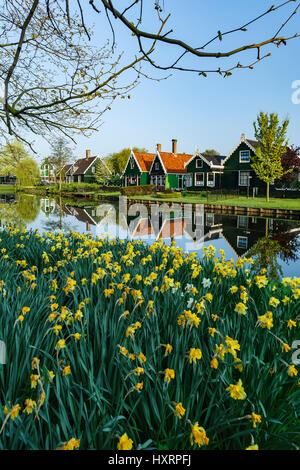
[159,152,192,174]
[134,153,155,172]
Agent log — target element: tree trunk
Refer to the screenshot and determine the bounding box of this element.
[59,170,62,193]
[266,182,270,202]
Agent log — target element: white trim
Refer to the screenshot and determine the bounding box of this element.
[238,170,251,187]
[184,151,224,170]
[207,172,215,187]
[82,155,101,175]
[223,136,257,165]
[237,236,248,250]
[239,149,250,163]
[122,150,143,176]
[194,172,204,186]
[149,151,167,175]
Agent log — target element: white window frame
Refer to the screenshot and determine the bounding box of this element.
[237,215,248,229]
[237,236,248,250]
[195,172,204,186]
[239,150,250,163]
[185,173,192,187]
[196,159,203,169]
[239,171,251,187]
[207,172,215,187]
[206,213,215,226]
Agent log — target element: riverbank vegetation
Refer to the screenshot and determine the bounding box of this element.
[0,229,299,450]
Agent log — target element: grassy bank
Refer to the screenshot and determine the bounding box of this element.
[211,197,300,211]
[0,185,16,193]
[127,194,300,211]
[0,229,299,450]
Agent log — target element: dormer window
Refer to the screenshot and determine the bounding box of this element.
[196,159,203,169]
[239,150,250,163]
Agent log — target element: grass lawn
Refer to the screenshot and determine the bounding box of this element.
[214,197,300,211]
[0,185,16,193]
[125,194,300,210]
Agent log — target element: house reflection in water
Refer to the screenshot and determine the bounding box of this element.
[52,200,300,268]
[125,207,300,261]
[63,204,118,236]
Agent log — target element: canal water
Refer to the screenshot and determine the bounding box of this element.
[0,193,299,279]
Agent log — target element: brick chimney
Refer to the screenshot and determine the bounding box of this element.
[86,149,91,159]
[172,139,177,154]
[156,143,161,152]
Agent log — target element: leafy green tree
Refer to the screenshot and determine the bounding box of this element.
[251,112,289,202]
[15,158,39,187]
[203,149,220,156]
[107,147,148,175]
[94,159,112,185]
[0,139,29,176]
[48,138,72,193]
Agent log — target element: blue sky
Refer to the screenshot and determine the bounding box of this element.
[34,1,300,161]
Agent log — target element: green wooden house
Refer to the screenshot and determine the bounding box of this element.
[222,134,266,195]
[40,157,55,184]
[148,141,192,191]
[122,150,155,187]
[64,150,103,184]
[122,140,193,190]
[184,152,225,190]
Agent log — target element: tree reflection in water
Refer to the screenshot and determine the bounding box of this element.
[0,194,39,229]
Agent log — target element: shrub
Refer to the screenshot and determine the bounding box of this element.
[156,192,182,199]
[120,184,155,196]
[182,191,207,198]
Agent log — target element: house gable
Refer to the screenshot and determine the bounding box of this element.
[123,151,143,176]
[223,135,259,168]
[149,153,166,175]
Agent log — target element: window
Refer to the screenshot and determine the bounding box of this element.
[206,213,215,226]
[239,150,250,163]
[178,175,183,189]
[185,174,192,187]
[237,216,248,229]
[155,162,160,170]
[130,158,135,169]
[195,172,204,186]
[237,236,248,250]
[92,166,95,174]
[196,159,203,169]
[207,173,215,187]
[239,171,251,186]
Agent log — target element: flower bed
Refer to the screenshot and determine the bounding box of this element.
[0,228,299,450]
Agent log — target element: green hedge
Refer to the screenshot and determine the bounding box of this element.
[36,183,100,193]
[182,191,207,197]
[120,184,155,196]
[156,192,182,199]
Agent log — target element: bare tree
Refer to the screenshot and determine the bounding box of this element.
[49,137,72,193]
[0,0,299,149]
[90,0,300,75]
[0,0,146,148]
